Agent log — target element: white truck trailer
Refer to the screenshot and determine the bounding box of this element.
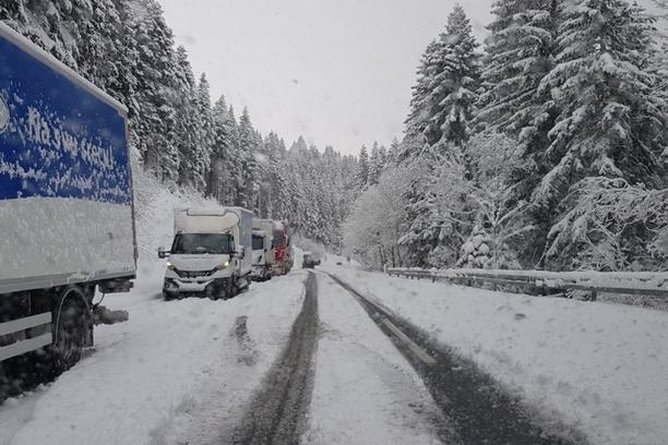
[0,22,137,395]
[159,207,254,300]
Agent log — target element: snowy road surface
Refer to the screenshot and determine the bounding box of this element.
[2,258,667,444]
[230,272,319,445]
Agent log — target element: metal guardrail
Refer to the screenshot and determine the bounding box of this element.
[386,267,668,299]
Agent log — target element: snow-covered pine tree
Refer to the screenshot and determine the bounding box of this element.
[477,0,558,137]
[403,39,441,157]
[253,130,273,217]
[476,0,560,214]
[264,132,289,218]
[96,0,140,118]
[209,96,242,206]
[396,6,481,267]
[236,108,259,208]
[368,142,382,186]
[386,137,401,166]
[172,45,200,188]
[399,177,444,267]
[536,0,667,270]
[427,4,480,149]
[131,0,183,180]
[222,105,244,206]
[404,5,480,155]
[378,145,388,170]
[356,145,370,188]
[195,73,215,192]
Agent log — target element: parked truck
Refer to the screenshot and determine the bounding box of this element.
[0,22,137,395]
[250,229,272,281]
[159,207,254,300]
[251,218,275,281]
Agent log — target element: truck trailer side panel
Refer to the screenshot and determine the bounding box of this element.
[0,23,136,294]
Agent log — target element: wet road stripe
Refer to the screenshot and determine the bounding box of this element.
[380,318,437,366]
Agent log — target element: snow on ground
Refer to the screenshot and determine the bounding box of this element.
[323,259,668,445]
[302,273,446,445]
[0,264,308,445]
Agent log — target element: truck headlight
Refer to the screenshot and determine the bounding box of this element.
[166,261,176,270]
[216,261,230,270]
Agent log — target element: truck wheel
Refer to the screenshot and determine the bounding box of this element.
[52,289,88,372]
[0,364,9,403]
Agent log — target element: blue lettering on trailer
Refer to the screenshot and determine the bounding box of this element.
[0,33,131,205]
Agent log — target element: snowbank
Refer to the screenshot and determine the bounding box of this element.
[326,264,668,445]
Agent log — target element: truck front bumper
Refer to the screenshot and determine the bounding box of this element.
[250,265,272,281]
[163,277,231,298]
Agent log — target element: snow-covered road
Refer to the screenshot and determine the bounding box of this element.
[304,273,448,445]
[2,257,666,445]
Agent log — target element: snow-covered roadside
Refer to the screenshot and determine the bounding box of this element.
[302,273,446,445]
[324,261,668,445]
[0,269,307,445]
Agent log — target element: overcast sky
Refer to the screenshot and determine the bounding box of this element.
[158,0,494,155]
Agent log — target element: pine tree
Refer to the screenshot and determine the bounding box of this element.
[173,45,199,188]
[357,145,370,188]
[477,0,558,136]
[368,142,382,185]
[399,177,444,267]
[476,0,560,201]
[264,132,288,218]
[404,5,480,152]
[131,0,182,181]
[428,5,480,148]
[209,97,239,205]
[535,0,667,270]
[237,107,259,208]
[404,39,441,150]
[535,0,666,209]
[195,73,215,192]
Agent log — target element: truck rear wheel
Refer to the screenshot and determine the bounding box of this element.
[52,288,89,372]
[0,364,8,403]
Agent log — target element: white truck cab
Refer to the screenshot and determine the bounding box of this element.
[251,229,272,281]
[159,207,254,300]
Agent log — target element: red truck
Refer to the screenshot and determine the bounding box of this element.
[272,220,293,275]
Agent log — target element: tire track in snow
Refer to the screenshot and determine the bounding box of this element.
[230,272,319,445]
[325,271,588,445]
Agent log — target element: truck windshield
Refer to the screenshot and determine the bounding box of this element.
[171,233,232,255]
[272,230,285,247]
[252,234,264,250]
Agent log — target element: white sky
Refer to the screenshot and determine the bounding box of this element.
[158,0,494,154]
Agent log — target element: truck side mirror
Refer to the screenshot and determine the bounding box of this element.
[158,246,170,258]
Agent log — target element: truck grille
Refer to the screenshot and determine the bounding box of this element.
[174,268,216,278]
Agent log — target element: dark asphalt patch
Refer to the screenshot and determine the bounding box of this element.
[229,272,319,445]
[325,272,589,445]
